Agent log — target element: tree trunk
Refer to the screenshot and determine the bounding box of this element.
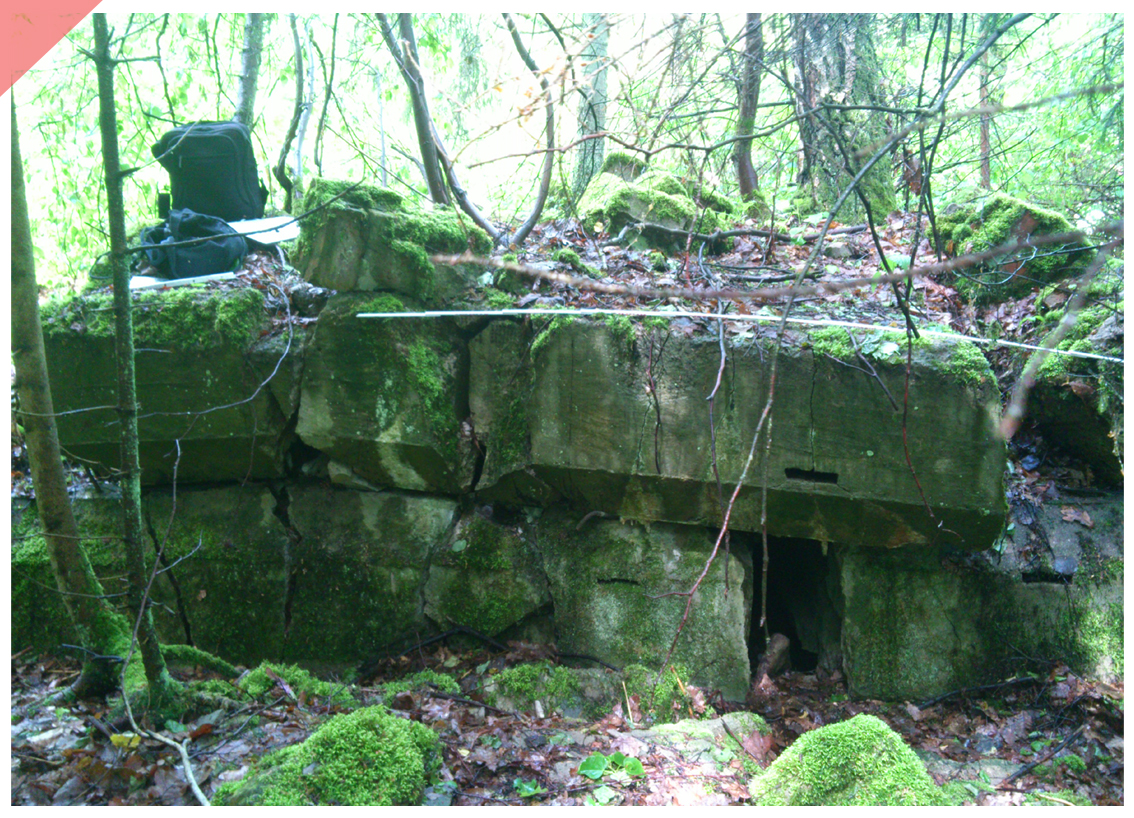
[978,47,991,189]
[92,13,173,699]
[377,13,450,206]
[734,13,762,200]
[233,12,265,128]
[11,94,127,699]
[274,13,305,212]
[571,13,609,201]
[792,13,896,223]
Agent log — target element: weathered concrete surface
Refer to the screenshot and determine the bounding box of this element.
[473,318,1007,550]
[539,512,753,700]
[41,288,295,484]
[293,178,491,304]
[284,484,458,661]
[839,491,1123,699]
[145,487,291,664]
[423,511,550,636]
[296,293,478,495]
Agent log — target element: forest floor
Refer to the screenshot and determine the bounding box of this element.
[11,212,1123,805]
[9,642,1125,806]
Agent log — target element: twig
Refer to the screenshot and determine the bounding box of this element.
[1000,725,1086,787]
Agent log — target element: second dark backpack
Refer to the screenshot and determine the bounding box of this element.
[152,121,268,222]
[139,209,248,280]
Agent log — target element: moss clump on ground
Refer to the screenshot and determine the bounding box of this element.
[212,705,441,806]
[240,662,356,707]
[808,327,855,360]
[603,313,636,355]
[553,247,600,278]
[381,669,460,698]
[748,714,945,806]
[40,286,265,349]
[489,661,581,711]
[943,339,992,387]
[483,287,514,309]
[358,293,406,315]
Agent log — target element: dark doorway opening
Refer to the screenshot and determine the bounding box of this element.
[748,536,835,674]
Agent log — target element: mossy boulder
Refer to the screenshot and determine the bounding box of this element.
[423,511,550,636]
[211,705,441,805]
[934,194,1093,301]
[38,286,292,485]
[577,168,732,252]
[539,514,752,700]
[748,714,945,805]
[1028,274,1123,484]
[294,178,491,303]
[599,151,648,181]
[296,293,477,495]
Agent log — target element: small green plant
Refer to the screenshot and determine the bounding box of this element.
[578,750,646,782]
[513,778,548,798]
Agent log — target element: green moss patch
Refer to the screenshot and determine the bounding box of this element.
[239,662,356,707]
[41,286,265,349]
[748,714,945,806]
[212,705,441,805]
[936,194,1092,301]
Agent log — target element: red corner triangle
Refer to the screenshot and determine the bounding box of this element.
[4,4,101,95]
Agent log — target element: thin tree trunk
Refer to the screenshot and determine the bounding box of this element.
[572,13,609,200]
[734,13,763,200]
[274,14,304,212]
[233,13,265,128]
[11,94,125,699]
[92,12,172,697]
[377,13,450,205]
[501,12,555,247]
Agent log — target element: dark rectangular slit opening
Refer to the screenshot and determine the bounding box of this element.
[784,467,839,485]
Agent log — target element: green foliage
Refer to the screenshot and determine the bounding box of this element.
[513,778,548,798]
[578,750,647,780]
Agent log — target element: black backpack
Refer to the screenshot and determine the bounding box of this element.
[139,209,248,280]
[152,121,268,222]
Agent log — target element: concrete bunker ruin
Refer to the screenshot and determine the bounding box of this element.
[18,192,1119,701]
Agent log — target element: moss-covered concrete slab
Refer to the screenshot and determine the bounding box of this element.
[294,178,491,303]
[283,484,458,661]
[39,287,294,485]
[144,487,291,664]
[935,193,1092,301]
[840,491,1123,699]
[472,318,1006,550]
[423,511,549,636]
[538,512,752,700]
[296,293,478,495]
